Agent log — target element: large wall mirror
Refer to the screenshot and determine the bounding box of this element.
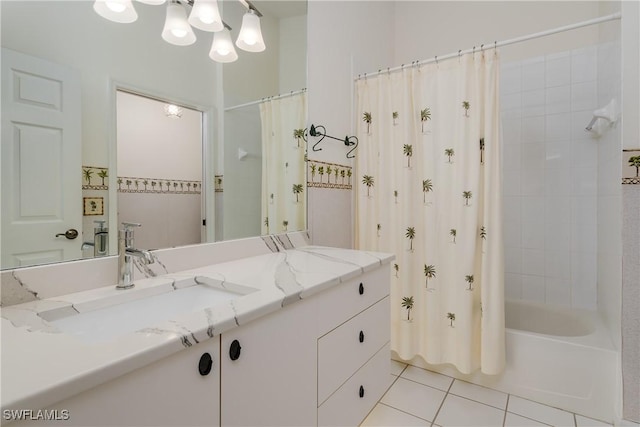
[0,0,307,270]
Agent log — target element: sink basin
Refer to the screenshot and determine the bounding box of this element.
[41,283,252,344]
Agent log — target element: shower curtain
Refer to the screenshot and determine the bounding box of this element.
[260,92,307,234]
[355,52,505,374]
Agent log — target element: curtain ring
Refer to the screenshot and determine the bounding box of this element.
[481,44,484,52]
[435,55,438,65]
[458,49,462,62]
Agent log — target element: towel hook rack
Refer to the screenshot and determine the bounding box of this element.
[304,123,358,159]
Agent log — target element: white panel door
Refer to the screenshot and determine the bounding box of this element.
[1,48,82,269]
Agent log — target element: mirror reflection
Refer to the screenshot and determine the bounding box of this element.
[0,0,307,270]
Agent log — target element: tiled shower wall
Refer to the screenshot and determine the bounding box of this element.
[501,46,604,309]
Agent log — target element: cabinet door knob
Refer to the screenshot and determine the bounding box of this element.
[198,353,213,376]
[229,339,242,361]
[359,283,364,295]
[359,385,365,398]
[359,330,365,343]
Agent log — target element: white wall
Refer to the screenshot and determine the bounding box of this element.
[116,91,203,250]
[117,92,203,181]
[222,0,280,107]
[223,107,262,240]
[279,15,307,93]
[0,1,219,166]
[307,1,395,248]
[394,1,602,64]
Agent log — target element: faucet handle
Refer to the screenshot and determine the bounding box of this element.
[121,222,142,231]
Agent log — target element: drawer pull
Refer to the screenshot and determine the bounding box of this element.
[359,330,365,343]
[229,339,242,361]
[359,283,364,295]
[198,353,213,376]
[359,385,365,398]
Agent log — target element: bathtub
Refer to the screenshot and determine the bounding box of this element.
[393,299,620,423]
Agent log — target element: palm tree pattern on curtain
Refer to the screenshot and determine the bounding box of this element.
[355,52,505,375]
[260,92,307,235]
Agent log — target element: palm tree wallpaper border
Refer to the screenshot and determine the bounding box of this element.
[307,160,353,190]
[82,166,109,190]
[117,176,202,194]
[622,149,640,185]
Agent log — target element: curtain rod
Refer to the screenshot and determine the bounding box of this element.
[224,88,307,111]
[354,12,621,81]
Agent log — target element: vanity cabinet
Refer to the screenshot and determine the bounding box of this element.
[12,339,221,427]
[11,264,391,427]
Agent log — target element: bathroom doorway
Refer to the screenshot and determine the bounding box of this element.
[116,90,205,250]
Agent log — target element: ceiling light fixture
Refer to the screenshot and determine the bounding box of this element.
[162,0,197,46]
[235,7,265,52]
[93,0,264,64]
[93,0,138,23]
[188,0,223,32]
[209,24,238,63]
[164,104,184,118]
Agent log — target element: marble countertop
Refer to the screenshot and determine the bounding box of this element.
[0,245,393,412]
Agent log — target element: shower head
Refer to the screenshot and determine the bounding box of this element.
[585,99,618,132]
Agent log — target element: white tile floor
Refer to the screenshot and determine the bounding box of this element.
[361,360,616,427]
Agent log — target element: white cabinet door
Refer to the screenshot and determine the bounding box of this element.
[221,299,317,427]
[13,338,221,427]
[1,48,82,269]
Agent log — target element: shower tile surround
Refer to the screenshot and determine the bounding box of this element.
[0,232,393,417]
[501,44,619,311]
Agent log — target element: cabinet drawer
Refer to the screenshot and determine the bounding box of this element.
[316,264,390,336]
[318,296,390,405]
[318,343,392,427]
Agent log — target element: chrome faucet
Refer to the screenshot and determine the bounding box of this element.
[82,220,109,257]
[117,222,154,290]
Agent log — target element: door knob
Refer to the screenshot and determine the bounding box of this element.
[55,229,79,240]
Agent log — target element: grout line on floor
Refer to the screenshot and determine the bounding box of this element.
[377,402,434,424]
[398,363,408,376]
[395,374,453,393]
[448,389,508,411]
[429,372,454,426]
[504,409,557,427]
[360,371,405,425]
[503,394,510,427]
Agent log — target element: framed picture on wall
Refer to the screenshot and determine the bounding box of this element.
[83,197,104,216]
